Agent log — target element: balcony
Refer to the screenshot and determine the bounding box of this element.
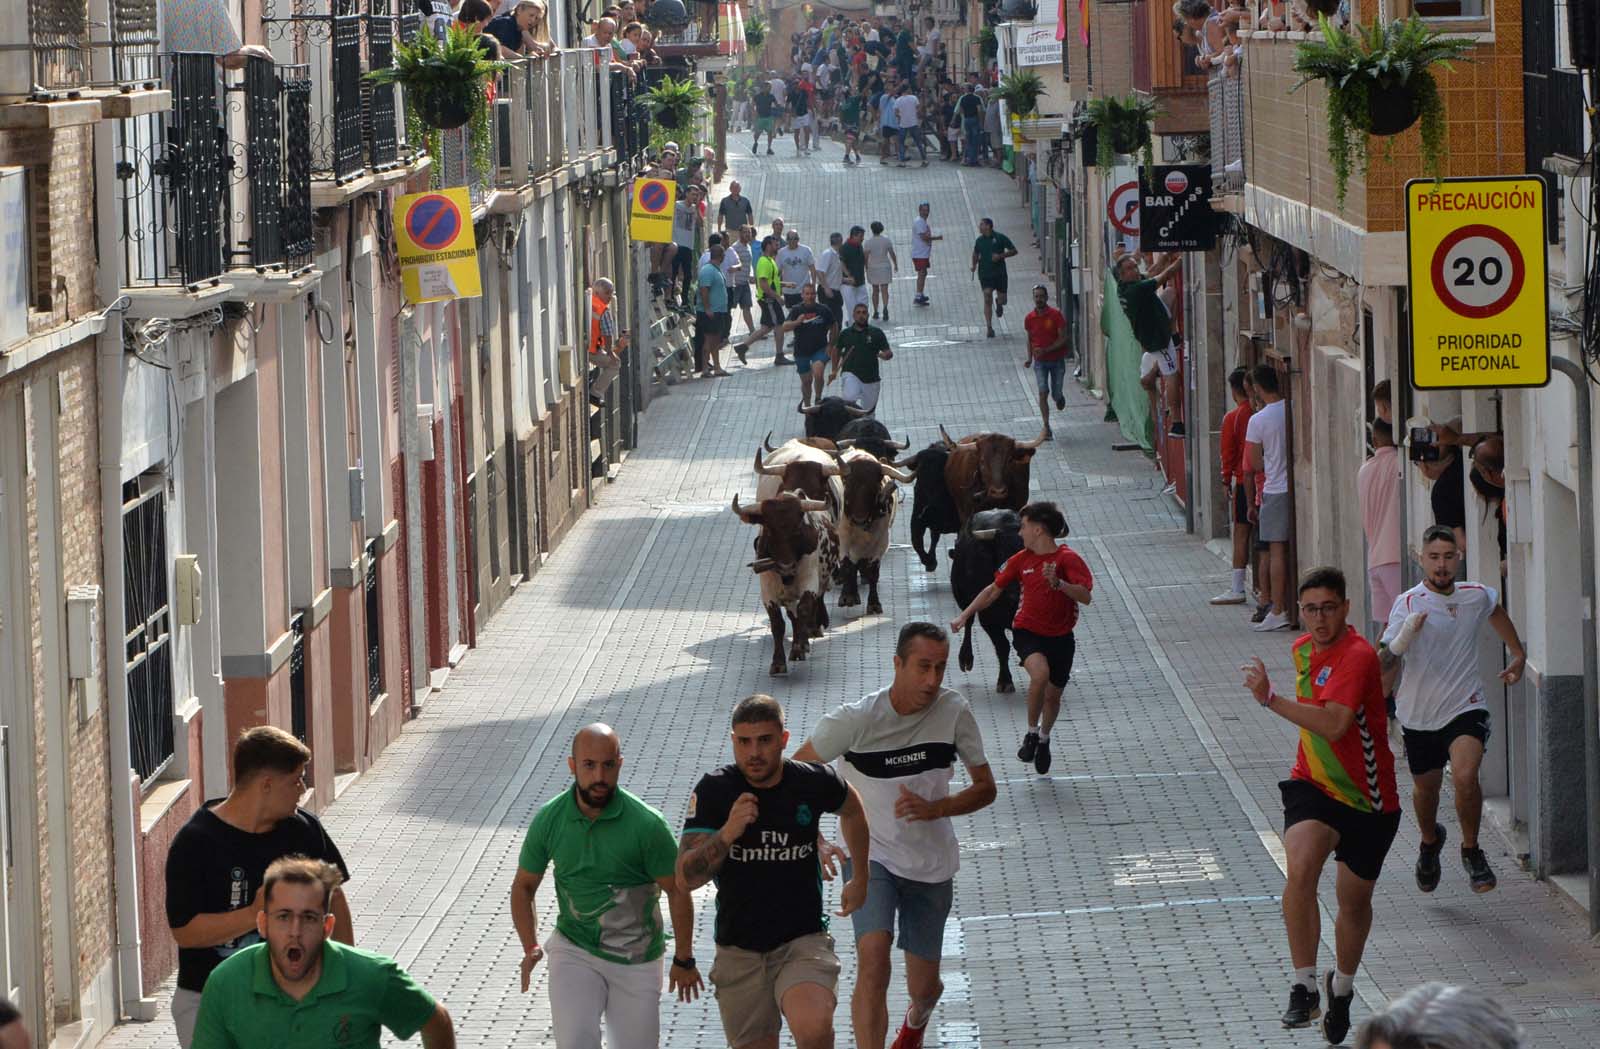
[1239,26,1516,283]
[0,0,89,98]
[651,1,747,60]
[1208,68,1243,194]
[1131,0,1209,134]
[114,53,315,312]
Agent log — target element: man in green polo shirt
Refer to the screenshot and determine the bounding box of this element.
[190,856,452,1049]
[971,217,1018,338]
[510,724,702,1049]
[831,302,894,413]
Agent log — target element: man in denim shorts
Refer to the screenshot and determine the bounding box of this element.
[795,623,997,1049]
[1022,284,1069,440]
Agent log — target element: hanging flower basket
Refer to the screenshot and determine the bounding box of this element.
[365,25,507,184]
[1365,81,1422,136]
[1084,93,1160,179]
[416,90,474,132]
[643,75,707,133]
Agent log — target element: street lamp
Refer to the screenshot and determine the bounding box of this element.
[646,0,690,31]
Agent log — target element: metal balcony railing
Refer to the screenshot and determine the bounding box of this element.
[107,0,160,88]
[21,0,90,94]
[281,66,315,271]
[610,73,648,168]
[366,0,400,169]
[115,53,227,288]
[262,0,368,183]
[1208,68,1243,192]
[227,57,316,274]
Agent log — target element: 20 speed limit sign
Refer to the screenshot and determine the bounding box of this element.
[1406,176,1548,389]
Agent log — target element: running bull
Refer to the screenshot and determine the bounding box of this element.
[755,436,840,504]
[941,424,1047,526]
[895,443,961,571]
[829,448,914,614]
[834,417,911,463]
[731,491,840,676]
[797,396,872,442]
[950,509,1023,693]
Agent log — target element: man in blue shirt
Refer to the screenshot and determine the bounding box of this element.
[876,84,900,166]
[696,244,731,376]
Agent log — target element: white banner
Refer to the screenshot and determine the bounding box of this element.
[1015,24,1061,66]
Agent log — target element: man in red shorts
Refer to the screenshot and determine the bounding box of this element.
[910,202,941,306]
[1240,566,1401,1045]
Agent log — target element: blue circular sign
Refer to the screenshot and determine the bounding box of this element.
[405,194,462,252]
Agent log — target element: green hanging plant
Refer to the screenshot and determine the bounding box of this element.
[643,74,707,132]
[744,14,767,51]
[978,26,998,61]
[1291,14,1474,211]
[365,25,507,186]
[994,69,1046,118]
[1084,93,1159,178]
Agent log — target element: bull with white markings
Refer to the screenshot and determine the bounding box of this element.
[829,448,914,614]
[731,490,840,676]
[754,435,841,505]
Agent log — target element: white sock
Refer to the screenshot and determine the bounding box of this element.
[905,1005,931,1031]
[1332,971,1355,997]
[1231,568,1246,593]
[1293,967,1317,991]
[1037,727,1050,741]
[1026,723,1038,735]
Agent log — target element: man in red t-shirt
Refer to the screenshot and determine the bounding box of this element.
[1240,566,1400,1043]
[950,501,1092,775]
[1021,284,1069,441]
[1211,366,1254,606]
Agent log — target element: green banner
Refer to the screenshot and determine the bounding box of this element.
[1099,272,1153,452]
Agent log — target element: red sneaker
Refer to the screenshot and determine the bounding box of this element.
[889,1019,927,1049]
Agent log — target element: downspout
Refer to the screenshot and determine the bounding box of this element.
[1550,356,1599,936]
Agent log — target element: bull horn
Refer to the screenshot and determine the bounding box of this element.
[754,448,786,476]
[888,436,911,450]
[970,528,998,540]
[798,401,823,415]
[763,430,780,453]
[820,460,841,476]
[1015,427,1049,450]
[799,498,829,512]
[939,424,958,450]
[882,464,915,483]
[837,438,857,448]
[844,402,872,417]
[731,494,759,522]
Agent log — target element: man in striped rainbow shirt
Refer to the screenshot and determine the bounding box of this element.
[1241,565,1401,1045]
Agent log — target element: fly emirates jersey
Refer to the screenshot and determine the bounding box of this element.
[808,687,988,883]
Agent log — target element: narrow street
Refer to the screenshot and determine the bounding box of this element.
[105,149,1600,1048]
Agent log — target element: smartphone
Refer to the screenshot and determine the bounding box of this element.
[1408,426,1440,463]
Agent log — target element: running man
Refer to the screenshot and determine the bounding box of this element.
[678,695,871,1049]
[950,501,1090,775]
[192,856,453,1048]
[1022,284,1068,440]
[1241,566,1401,1044]
[735,235,789,363]
[511,725,702,1049]
[777,230,820,310]
[1379,525,1526,895]
[831,302,893,413]
[971,217,1016,338]
[794,623,996,1049]
[779,283,835,407]
[840,226,871,319]
[910,202,941,306]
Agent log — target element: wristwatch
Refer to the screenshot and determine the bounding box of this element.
[672,955,696,969]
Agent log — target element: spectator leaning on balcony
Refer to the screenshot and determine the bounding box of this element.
[486,0,553,56]
[456,0,517,59]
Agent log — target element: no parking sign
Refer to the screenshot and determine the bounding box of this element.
[631,177,676,243]
[395,187,482,303]
[1405,177,1548,389]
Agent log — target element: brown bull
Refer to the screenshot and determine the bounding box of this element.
[754,446,838,504]
[940,424,1047,526]
[732,491,840,676]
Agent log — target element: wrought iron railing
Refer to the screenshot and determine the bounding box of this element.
[1208,68,1243,193]
[23,0,89,95]
[107,0,160,88]
[282,66,315,271]
[610,72,648,167]
[235,57,285,270]
[366,0,400,169]
[363,538,383,703]
[115,53,227,288]
[123,480,175,783]
[263,0,369,183]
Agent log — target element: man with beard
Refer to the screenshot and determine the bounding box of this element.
[512,724,702,1049]
[678,695,871,1049]
[190,856,452,1047]
[830,302,893,413]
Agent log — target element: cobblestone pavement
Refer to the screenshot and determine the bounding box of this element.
[104,143,1600,1048]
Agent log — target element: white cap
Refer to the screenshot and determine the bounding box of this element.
[662,140,680,153]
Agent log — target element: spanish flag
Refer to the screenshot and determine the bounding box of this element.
[1080,0,1090,45]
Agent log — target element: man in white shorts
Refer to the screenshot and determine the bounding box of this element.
[840,226,871,317]
[795,623,996,1049]
[831,302,893,412]
[1379,526,1526,896]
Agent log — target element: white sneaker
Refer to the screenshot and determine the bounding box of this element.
[1252,611,1290,631]
[1210,590,1247,605]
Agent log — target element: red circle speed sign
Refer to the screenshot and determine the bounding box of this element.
[1428,223,1525,320]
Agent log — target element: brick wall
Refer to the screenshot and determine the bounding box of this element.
[0,125,96,336]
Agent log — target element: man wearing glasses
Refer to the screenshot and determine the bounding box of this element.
[1241,567,1401,1044]
[191,856,453,1048]
[165,727,353,1048]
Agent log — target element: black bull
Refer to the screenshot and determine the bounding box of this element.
[950,509,1024,693]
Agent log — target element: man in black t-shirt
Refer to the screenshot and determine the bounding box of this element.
[957,84,983,166]
[678,695,869,1049]
[164,726,351,1048]
[753,86,778,155]
[778,283,835,406]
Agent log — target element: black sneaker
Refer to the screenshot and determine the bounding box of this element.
[1321,972,1353,1044]
[1053,393,1065,410]
[1462,846,1497,893]
[1034,739,1052,775]
[1416,823,1446,893]
[1282,985,1321,1029]
[1017,731,1038,763]
[1251,603,1271,624]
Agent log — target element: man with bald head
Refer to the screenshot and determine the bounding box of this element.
[511,724,702,1048]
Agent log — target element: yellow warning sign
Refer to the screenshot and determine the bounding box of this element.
[395,187,482,303]
[631,177,676,243]
[1405,176,1549,390]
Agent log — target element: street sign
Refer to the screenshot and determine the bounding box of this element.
[1139,164,1216,252]
[1405,176,1549,389]
[1106,174,1140,256]
[631,177,676,243]
[395,187,482,304]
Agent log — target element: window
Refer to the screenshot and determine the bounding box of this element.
[123,475,175,782]
[1406,1,1486,20]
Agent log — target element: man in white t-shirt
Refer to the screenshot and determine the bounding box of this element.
[1379,525,1525,896]
[1245,362,1291,631]
[893,89,926,166]
[794,623,996,1049]
[817,232,847,341]
[910,202,941,306]
[775,231,818,307]
[768,74,789,133]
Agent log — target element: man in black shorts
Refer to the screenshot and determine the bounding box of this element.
[778,282,835,407]
[1241,566,1402,1044]
[678,695,870,1049]
[970,217,1016,339]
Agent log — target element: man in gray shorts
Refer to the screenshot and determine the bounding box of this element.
[795,623,997,1049]
[1246,362,1293,631]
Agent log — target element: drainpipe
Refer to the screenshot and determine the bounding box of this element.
[1550,356,1600,936]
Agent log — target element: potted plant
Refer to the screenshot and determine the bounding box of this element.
[1292,14,1474,209]
[1084,93,1159,175]
[979,26,998,61]
[994,69,1046,118]
[643,74,707,131]
[744,14,766,51]
[366,25,506,183]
